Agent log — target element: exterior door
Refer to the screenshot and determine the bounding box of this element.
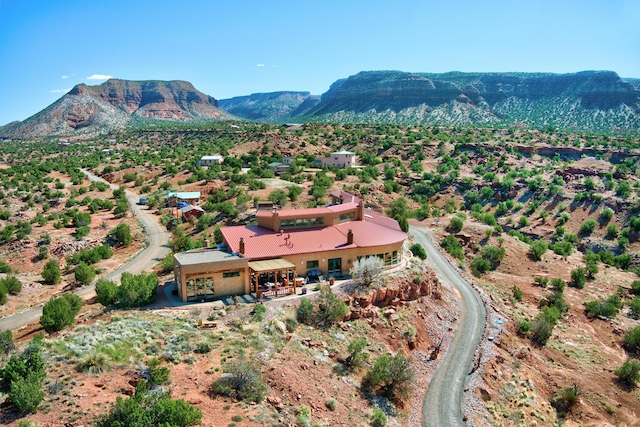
[328,258,342,276]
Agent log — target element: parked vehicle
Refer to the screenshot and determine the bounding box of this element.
[138,197,148,205]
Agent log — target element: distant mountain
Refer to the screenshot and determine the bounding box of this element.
[218,91,320,123]
[298,70,640,133]
[0,79,237,138]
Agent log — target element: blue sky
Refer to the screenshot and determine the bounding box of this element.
[1,0,639,126]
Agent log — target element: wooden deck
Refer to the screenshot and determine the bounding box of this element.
[257,285,296,299]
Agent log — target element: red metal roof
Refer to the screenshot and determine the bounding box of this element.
[221,221,406,260]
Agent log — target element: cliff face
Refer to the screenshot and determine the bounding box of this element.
[302,70,640,132]
[1,80,235,138]
[218,91,320,123]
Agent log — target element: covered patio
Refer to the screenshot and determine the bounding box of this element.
[249,259,302,299]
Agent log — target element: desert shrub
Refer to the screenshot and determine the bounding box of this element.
[296,298,314,324]
[41,258,61,285]
[95,279,118,307]
[470,258,491,277]
[364,352,415,401]
[440,234,463,260]
[601,207,614,221]
[345,337,368,371]
[553,384,580,415]
[109,223,132,246]
[351,256,384,288]
[40,294,83,333]
[631,280,640,295]
[252,303,266,322]
[74,262,95,286]
[77,350,111,374]
[0,276,22,295]
[211,359,267,403]
[551,278,566,293]
[629,297,640,318]
[606,224,619,238]
[517,320,531,336]
[96,385,202,427]
[623,326,640,353]
[1,339,45,413]
[313,285,349,329]
[449,216,463,232]
[512,286,523,302]
[0,329,14,356]
[570,267,586,289]
[0,260,11,273]
[325,398,337,411]
[10,375,44,413]
[550,240,573,257]
[295,405,311,426]
[533,276,549,288]
[409,243,427,260]
[579,218,597,236]
[524,237,547,259]
[371,408,387,427]
[530,315,554,346]
[614,358,640,388]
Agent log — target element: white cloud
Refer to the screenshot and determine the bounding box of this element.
[256,64,265,67]
[61,74,75,79]
[86,74,113,80]
[50,88,71,93]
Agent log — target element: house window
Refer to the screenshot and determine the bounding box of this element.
[223,271,240,278]
[339,212,356,222]
[309,217,324,226]
[296,218,310,227]
[281,219,295,228]
[307,260,319,269]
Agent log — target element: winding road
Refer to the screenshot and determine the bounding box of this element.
[0,170,170,331]
[411,225,486,427]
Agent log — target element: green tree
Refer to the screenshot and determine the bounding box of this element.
[623,326,640,353]
[529,240,548,261]
[109,223,132,246]
[615,358,640,388]
[409,243,427,260]
[268,189,288,207]
[449,217,464,233]
[117,272,158,307]
[570,267,586,289]
[74,262,95,286]
[345,337,368,371]
[364,352,415,401]
[10,374,44,413]
[40,294,83,333]
[0,276,22,295]
[314,285,349,329]
[41,258,61,285]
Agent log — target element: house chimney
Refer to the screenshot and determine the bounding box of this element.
[203,239,210,248]
[347,229,353,245]
[239,237,245,254]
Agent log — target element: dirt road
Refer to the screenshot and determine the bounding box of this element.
[411,226,486,427]
[0,170,170,331]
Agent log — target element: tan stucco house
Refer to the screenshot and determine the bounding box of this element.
[173,191,407,302]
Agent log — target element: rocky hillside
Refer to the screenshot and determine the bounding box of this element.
[299,70,640,133]
[0,79,237,138]
[218,91,320,123]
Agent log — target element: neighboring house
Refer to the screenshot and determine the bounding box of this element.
[173,192,407,302]
[166,191,201,207]
[181,205,205,221]
[320,150,356,168]
[198,155,224,166]
[267,162,291,175]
